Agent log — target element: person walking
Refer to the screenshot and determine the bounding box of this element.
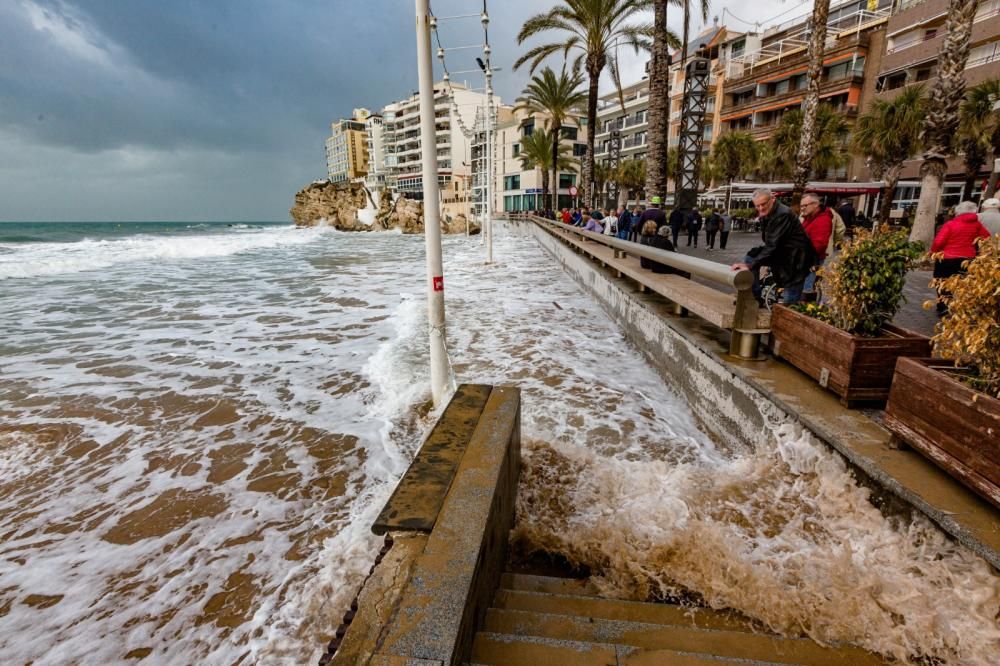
[979,198,1000,236]
[799,193,833,295]
[704,209,721,250]
[731,188,816,304]
[931,201,990,316]
[719,209,732,249]
[686,208,703,248]
[669,206,686,247]
[629,206,643,242]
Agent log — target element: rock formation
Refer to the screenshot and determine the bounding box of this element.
[290,180,479,235]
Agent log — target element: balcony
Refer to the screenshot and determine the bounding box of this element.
[721,74,863,116]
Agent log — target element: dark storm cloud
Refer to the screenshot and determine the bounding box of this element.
[0,0,785,220]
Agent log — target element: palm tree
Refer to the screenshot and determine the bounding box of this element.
[755,142,778,182]
[646,1,681,200]
[912,0,980,246]
[792,0,831,207]
[771,106,848,180]
[613,158,646,206]
[594,161,614,207]
[515,0,653,207]
[710,131,760,212]
[519,127,578,211]
[515,67,588,210]
[851,85,925,225]
[960,79,1000,197]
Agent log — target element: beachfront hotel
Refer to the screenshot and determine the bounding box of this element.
[325,108,372,184]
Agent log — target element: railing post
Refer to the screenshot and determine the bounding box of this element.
[730,287,764,359]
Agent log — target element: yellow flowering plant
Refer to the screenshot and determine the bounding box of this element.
[931,236,1000,398]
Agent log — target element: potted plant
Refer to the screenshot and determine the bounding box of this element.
[884,236,1000,508]
[770,228,930,406]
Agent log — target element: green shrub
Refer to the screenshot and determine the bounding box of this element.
[800,228,923,336]
[932,237,1000,398]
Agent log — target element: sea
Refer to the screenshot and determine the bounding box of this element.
[0,220,997,664]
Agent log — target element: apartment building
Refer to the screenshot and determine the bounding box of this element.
[873,0,1000,206]
[593,22,734,201]
[364,113,386,191]
[381,81,491,206]
[718,0,895,181]
[325,108,372,184]
[491,108,587,213]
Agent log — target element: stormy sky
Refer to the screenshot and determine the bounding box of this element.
[1,0,790,222]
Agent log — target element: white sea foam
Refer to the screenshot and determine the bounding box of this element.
[0,224,322,279]
[1,221,997,665]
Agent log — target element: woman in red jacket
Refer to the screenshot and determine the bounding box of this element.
[931,201,990,315]
[799,193,832,295]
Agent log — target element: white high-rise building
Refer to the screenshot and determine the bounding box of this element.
[364,113,386,191]
[381,81,494,216]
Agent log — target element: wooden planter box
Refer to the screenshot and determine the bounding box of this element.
[770,305,931,406]
[884,358,1000,509]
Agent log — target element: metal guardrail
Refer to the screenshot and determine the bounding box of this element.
[528,215,754,290]
[514,214,766,358]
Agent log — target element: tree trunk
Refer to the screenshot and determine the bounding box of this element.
[912,0,979,245]
[986,139,999,197]
[645,0,670,201]
[879,164,900,227]
[585,69,600,207]
[552,120,562,212]
[725,176,733,213]
[913,158,946,245]
[792,0,831,208]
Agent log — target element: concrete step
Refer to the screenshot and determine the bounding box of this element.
[493,588,758,633]
[484,608,883,665]
[500,572,603,597]
[470,632,756,666]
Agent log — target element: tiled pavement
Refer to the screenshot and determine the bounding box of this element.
[666,229,939,337]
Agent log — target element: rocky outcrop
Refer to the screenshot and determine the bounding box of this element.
[291,180,479,235]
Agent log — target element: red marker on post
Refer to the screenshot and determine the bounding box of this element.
[432,276,444,292]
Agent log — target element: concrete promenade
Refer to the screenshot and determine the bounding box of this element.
[663,229,939,337]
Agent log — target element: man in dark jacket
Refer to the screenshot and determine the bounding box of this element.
[639,196,668,234]
[668,206,686,246]
[731,188,816,304]
[686,208,703,247]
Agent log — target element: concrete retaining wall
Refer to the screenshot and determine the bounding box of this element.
[524,219,1000,570]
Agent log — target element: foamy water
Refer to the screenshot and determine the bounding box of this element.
[0,221,996,664]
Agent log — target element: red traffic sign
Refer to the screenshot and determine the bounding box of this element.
[568,185,578,196]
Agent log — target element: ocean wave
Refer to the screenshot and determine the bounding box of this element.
[0,226,324,280]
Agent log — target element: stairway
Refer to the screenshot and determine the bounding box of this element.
[470,573,885,665]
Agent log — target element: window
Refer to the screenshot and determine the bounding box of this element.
[522,121,534,137]
[915,67,933,82]
[560,126,578,140]
[825,62,849,81]
[573,143,587,157]
[774,79,790,94]
[924,28,938,40]
[504,175,520,191]
[512,143,521,157]
[559,173,576,188]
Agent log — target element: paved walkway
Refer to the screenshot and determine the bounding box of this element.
[668,229,938,337]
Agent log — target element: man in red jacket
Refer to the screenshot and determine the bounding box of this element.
[931,200,990,315]
[799,193,832,294]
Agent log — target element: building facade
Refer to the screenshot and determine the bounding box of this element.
[493,108,587,213]
[380,81,490,207]
[364,113,386,191]
[719,0,895,183]
[325,108,372,183]
[873,0,1000,206]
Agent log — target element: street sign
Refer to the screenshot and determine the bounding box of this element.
[569,185,578,196]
